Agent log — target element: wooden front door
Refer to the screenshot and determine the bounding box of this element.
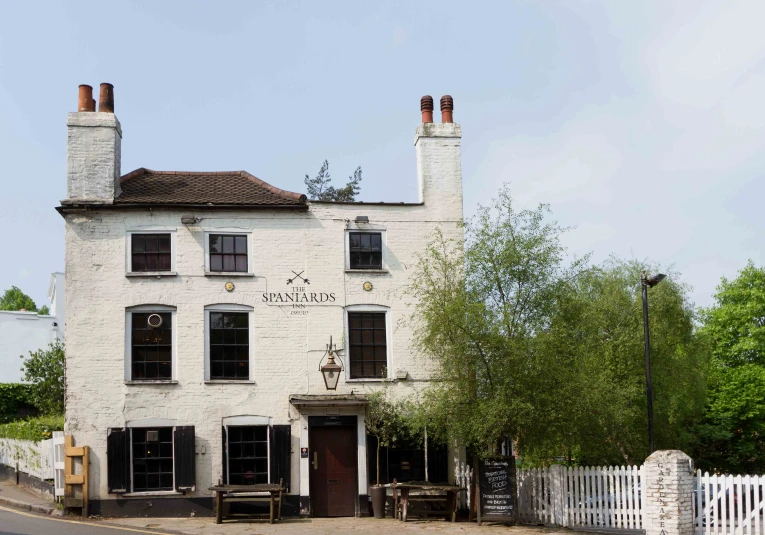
[309,424,357,517]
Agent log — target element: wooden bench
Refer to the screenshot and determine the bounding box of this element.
[209,479,285,524]
[387,480,463,523]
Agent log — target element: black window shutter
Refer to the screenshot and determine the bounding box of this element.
[270,425,291,492]
[173,426,196,491]
[107,427,130,493]
[222,426,228,485]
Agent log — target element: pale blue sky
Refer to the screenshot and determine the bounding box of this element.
[1,1,763,310]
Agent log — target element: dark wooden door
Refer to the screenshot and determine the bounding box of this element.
[309,426,357,517]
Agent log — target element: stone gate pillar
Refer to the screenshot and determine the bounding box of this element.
[644,450,695,535]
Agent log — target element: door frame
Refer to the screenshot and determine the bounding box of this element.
[291,402,369,517]
[308,416,358,517]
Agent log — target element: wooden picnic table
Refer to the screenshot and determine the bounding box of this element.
[209,480,285,524]
[385,480,464,523]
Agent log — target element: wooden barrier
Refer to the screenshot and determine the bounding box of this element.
[63,435,89,517]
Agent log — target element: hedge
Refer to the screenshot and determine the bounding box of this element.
[0,414,64,442]
[0,383,34,423]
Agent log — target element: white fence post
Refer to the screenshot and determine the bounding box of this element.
[53,431,65,498]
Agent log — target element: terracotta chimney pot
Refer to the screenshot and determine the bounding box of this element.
[98,83,114,113]
[440,95,454,123]
[420,95,434,123]
[78,85,95,112]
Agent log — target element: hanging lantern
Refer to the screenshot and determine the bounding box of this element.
[320,336,343,391]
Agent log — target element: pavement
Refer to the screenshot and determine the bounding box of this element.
[105,517,598,535]
[0,479,603,535]
[0,478,57,516]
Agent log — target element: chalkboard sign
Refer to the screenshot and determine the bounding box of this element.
[474,456,516,525]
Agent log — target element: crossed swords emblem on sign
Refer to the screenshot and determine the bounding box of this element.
[286,270,310,285]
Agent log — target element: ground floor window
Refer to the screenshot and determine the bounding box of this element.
[226,426,269,485]
[107,425,195,494]
[132,427,174,492]
[366,434,448,485]
[222,424,292,491]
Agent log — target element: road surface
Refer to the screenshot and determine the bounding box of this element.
[0,505,173,535]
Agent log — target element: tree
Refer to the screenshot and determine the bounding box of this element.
[691,262,765,473]
[0,286,37,312]
[408,186,588,457]
[20,340,65,415]
[38,306,50,315]
[365,391,403,485]
[532,258,708,465]
[304,160,362,201]
[408,186,707,465]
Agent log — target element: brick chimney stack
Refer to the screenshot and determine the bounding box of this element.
[65,83,122,204]
[414,95,463,218]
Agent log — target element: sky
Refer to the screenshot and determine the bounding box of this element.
[1,0,764,310]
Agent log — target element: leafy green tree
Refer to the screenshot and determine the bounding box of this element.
[20,340,65,415]
[38,305,50,315]
[409,186,707,465]
[692,262,765,473]
[365,391,404,485]
[408,186,588,457]
[305,160,362,201]
[532,259,708,465]
[0,286,37,312]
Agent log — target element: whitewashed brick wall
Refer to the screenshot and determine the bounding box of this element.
[64,134,463,501]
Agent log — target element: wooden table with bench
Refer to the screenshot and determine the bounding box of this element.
[386,480,464,522]
[209,479,285,524]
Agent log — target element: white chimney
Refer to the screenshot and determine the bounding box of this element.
[414,95,463,220]
[65,83,121,204]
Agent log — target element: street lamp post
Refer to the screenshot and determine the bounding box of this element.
[641,270,665,454]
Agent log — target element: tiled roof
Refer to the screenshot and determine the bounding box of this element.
[115,168,307,206]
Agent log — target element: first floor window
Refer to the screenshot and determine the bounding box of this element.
[130,233,171,272]
[348,311,388,378]
[226,426,269,485]
[210,312,250,380]
[107,425,195,494]
[209,234,248,272]
[349,232,382,269]
[130,312,172,380]
[132,427,174,492]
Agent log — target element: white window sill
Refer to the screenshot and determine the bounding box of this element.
[121,490,184,497]
[346,378,395,383]
[205,380,256,384]
[126,271,177,278]
[125,380,178,385]
[345,269,389,274]
[204,271,256,277]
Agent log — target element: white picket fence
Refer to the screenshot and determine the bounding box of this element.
[454,461,474,511]
[0,436,57,481]
[696,471,765,535]
[518,465,644,530]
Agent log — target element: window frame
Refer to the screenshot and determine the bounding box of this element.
[345,229,387,272]
[126,229,177,277]
[125,305,178,383]
[344,304,392,381]
[204,230,254,276]
[124,418,179,496]
[130,426,175,493]
[224,424,271,485]
[204,304,255,382]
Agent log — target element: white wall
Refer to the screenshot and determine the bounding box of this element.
[0,312,57,383]
[0,273,65,383]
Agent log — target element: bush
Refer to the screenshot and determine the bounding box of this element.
[0,383,35,424]
[20,340,64,415]
[0,414,64,442]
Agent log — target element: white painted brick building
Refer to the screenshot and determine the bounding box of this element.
[59,86,464,517]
